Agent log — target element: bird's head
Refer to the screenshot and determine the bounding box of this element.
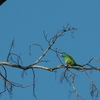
[60,52,67,58]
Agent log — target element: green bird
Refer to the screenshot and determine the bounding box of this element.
[60,52,81,67]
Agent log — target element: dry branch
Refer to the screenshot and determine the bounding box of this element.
[0,26,100,100]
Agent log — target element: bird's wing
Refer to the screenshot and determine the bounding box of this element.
[67,54,76,63]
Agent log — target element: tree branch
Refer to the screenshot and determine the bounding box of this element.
[0,26,100,100]
[68,69,85,100]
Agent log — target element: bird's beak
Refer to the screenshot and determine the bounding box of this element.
[60,53,62,56]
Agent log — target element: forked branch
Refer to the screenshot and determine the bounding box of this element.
[0,26,100,100]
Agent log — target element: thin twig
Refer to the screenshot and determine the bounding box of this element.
[6,38,14,62]
[85,71,100,100]
[31,68,37,99]
[29,44,44,55]
[68,69,85,100]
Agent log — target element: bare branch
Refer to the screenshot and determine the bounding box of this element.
[0,59,100,72]
[31,68,37,99]
[29,27,76,66]
[68,69,86,100]
[29,44,44,55]
[8,53,23,65]
[85,72,100,100]
[43,31,49,43]
[39,60,50,63]
[60,68,71,84]
[0,71,35,95]
[1,26,100,100]
[82,58,100,67]
[50,48,63,64]
[6,38,14,62]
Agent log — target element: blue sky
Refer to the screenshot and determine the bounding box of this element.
[0,0,100,100]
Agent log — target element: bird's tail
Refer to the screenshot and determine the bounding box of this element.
[76,63,82,67]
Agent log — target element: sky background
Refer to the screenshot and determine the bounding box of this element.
[0,0,100,100]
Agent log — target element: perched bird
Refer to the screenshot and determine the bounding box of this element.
[60,52,81,67]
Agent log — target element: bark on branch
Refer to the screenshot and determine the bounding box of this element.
[0,25,100,100]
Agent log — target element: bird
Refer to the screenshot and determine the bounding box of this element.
[60,52,81,67]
